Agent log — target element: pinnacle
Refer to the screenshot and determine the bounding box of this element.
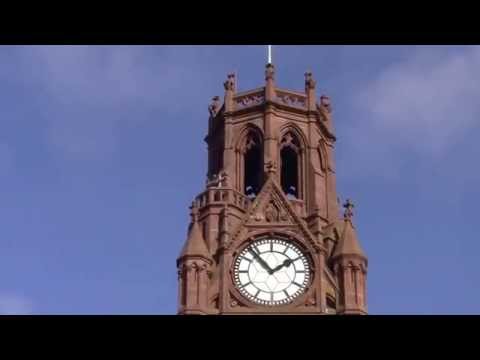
[331,216,366,260]
[178,218,211,263]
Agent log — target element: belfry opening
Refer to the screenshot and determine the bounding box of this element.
[244,133,262,198]
[280,132,300,199]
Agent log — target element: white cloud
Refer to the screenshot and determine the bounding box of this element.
[0,294,33,315]
[29,45,210,110]
[353,46,480,154]
[342,46,480,180]
[10,46,215,161]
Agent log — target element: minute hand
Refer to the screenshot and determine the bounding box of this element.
[250,249,273,273]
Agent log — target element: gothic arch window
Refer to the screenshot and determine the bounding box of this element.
[236,127,263,198]
[280,130,304,200]
[318,139,328,173]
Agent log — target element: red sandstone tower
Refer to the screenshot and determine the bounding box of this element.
[177,63,367,315]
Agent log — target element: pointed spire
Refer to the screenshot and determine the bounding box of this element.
[178,202,211,262]
[332,199,366,260]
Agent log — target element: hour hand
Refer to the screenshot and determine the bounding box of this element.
[271,259,293,273]
[249,249,273,273]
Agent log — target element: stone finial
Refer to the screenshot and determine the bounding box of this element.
[224,73,236,91]
[305,71,316,90]
[208,96,221,118]
[265,63,275,81]
[343,199,354,220]
[332,198,366,262]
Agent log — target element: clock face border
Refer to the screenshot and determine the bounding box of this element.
[232,236,313,307]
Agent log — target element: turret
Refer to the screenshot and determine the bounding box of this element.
[331,199,368,314]
[177,202,213,315]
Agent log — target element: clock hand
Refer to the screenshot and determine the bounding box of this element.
[249,249,273,273]
[270,259,293,274]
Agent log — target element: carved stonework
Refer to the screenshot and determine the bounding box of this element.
[343,199,354,219]
[219,170,229,187]
[320,95,332,111]
[206,173,220,188]
[206,170,229,188]
[265,160,277,174]
[236,93,264,109]
[253,212,264,222]
[265,64,275,81]
[305,297,316,307]
[305,71,316,90]
[229,293,247,308]
[318,95,332,122]
[264,201,278,222]
[262,200,288,223]
[208,96,221,118]
[276,92,307,109]
[198,263,209,273]
[185,263,196,273]
[224,73,236,91]
[279,209,288,222]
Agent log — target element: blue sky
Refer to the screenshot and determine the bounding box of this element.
[0,45,479,314]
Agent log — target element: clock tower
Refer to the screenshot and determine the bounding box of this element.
[177,63,368,315]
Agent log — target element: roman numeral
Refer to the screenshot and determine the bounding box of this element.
[293,282,303,287]
[241,282,251,288]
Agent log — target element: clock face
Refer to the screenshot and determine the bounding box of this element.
[233,238,311,306]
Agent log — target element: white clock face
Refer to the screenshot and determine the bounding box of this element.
[233,238,311,306]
